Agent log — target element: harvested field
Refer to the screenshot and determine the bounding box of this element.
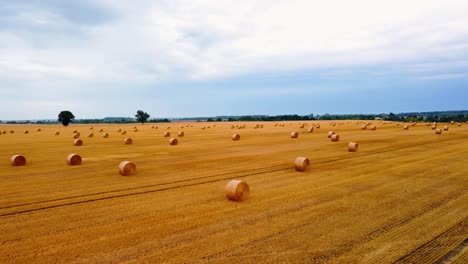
[0,121,467,263]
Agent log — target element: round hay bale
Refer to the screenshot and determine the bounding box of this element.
[73,133,80,139]
[73,130,78,134]
[99,129,104,132]
[457,123,461,126]
[88,132,94,137]
[124,138,133,145]
[66,154,82,166]
[370,126,376,130]
[10,155,26,166]
[10,130,14,134]
[299,124,305,129]
[443,126,449,131]
[24,130,29,134]
[117,128,122,132]
[133,128,138,132]
[451,121,455,124]
[225,180,250,202]
[2,131,6,134]
[133,126,137,129]
[327,131,335,138]
[431,125,437,130]
[315,124,320,128]
[103,133,109,138]
[164,131,170,137]
[331,134,340,142]
[74,139,83,146]
[294,157,310,172]
[435,129,442,134]
[290,132,299,138]
[307,127,314,133]
[54,131,60,135]
[89,127,93,130]
[37,128,41,132]
[361,125,367,130]
[348,142,358,152]
[178,131,184,137]
[404,125,409,130]
[169,138,178,145]
[232,134,240,141]
[167,126,171,129]
[122,131,127,135]
[119,161,136,176]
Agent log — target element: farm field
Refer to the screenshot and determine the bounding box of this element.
[0,121,467,263]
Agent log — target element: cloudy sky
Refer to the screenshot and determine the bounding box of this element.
[1,0,467,120]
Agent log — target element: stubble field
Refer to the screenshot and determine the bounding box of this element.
[0,121,467,263]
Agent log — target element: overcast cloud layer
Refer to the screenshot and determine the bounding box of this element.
[1,0,467,119]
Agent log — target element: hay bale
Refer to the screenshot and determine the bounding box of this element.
[54,131,60,135]
[124,138,133,145]
[67,154,82,166]
[24,130,29,134]
[73,133,80,139]
[294,157,310,172]
[225,180,250,202]
[232,133,240,141]
[431,125,437,130]
[361,125,367,130]
[164,131,170,137]
[73,130,78,134]
[2,131,6,134]
[10,155,26,166]
[169,138,178,145]
[10,130,14,134]
[119,161,136,176]
[74,139,83,146]
[167,126,171,129]
[99,129,104,132]
[315,124,320,128]
[89,127,93,130]
[133,128,138,132]
[331,134,340,142]
[404,125,409,130]
[290,132,299,138]
[443,126,449,131]
[451,121,455,124]
[103,133,109,138]
[435,128,442,134]
[348,142,358,152]
[88,132,94,137]
[117,128,122,132]
[307,127,314,133]
[122,131,127,135]
[37,128,41,132]
[457,123,461,126]
[370,126,376,130]
[327,131,335,138]
[178,131,184,137]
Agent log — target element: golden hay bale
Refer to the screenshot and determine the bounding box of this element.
[119,161,136,176]
[361,125,367,130]
[133,128,138,132]
[154,126,159,129]
[232,134,240,141]
[117,128,122,132]
[331,134,340,142]
[99,129,104,132]
[315,124,320,128]
[169,138,178,145]
[231,125,235,129]
[178,131,184,137]
[167,126,171,129]
[122,131,127,135]
[370,126,376,130]
[67,154,82,166]
[435,128,442,134]
[404,125,409,130]
[457,123,461,126]
[225,180,250,202]
[411,122,416,126]
[10,155,26,166]
[37,128,41,132]
[24,130,29,134]
[74,139,83,146]
[73,130,78,133]
[73,133,80,139]
[2,131,6,134]
[89,127,93,130]
[88,132,94,137]
[299,124,305,128]
[103,133,109,138]
[348,142,358,152]
[164,131,170,137]
[327,131,335,138]
[124,138,133,144]
[431,125,437,130]
[450,121,454,124]
[307,127,314,133]
[133,126,137,129]
[290,132,299,138]
[54,131,60,135]
[10,130,14,134]
[443,126,449,131]
[396,123,400,126]
[294,157,310,172]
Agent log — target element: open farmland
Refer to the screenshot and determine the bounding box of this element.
[0,121,467,263]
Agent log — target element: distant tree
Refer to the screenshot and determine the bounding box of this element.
[135,110,150,125]
[216,118,222,122]
[58,111,75,126]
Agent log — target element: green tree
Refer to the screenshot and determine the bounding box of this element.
[135,110,150,125]
[58,110,75,126]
